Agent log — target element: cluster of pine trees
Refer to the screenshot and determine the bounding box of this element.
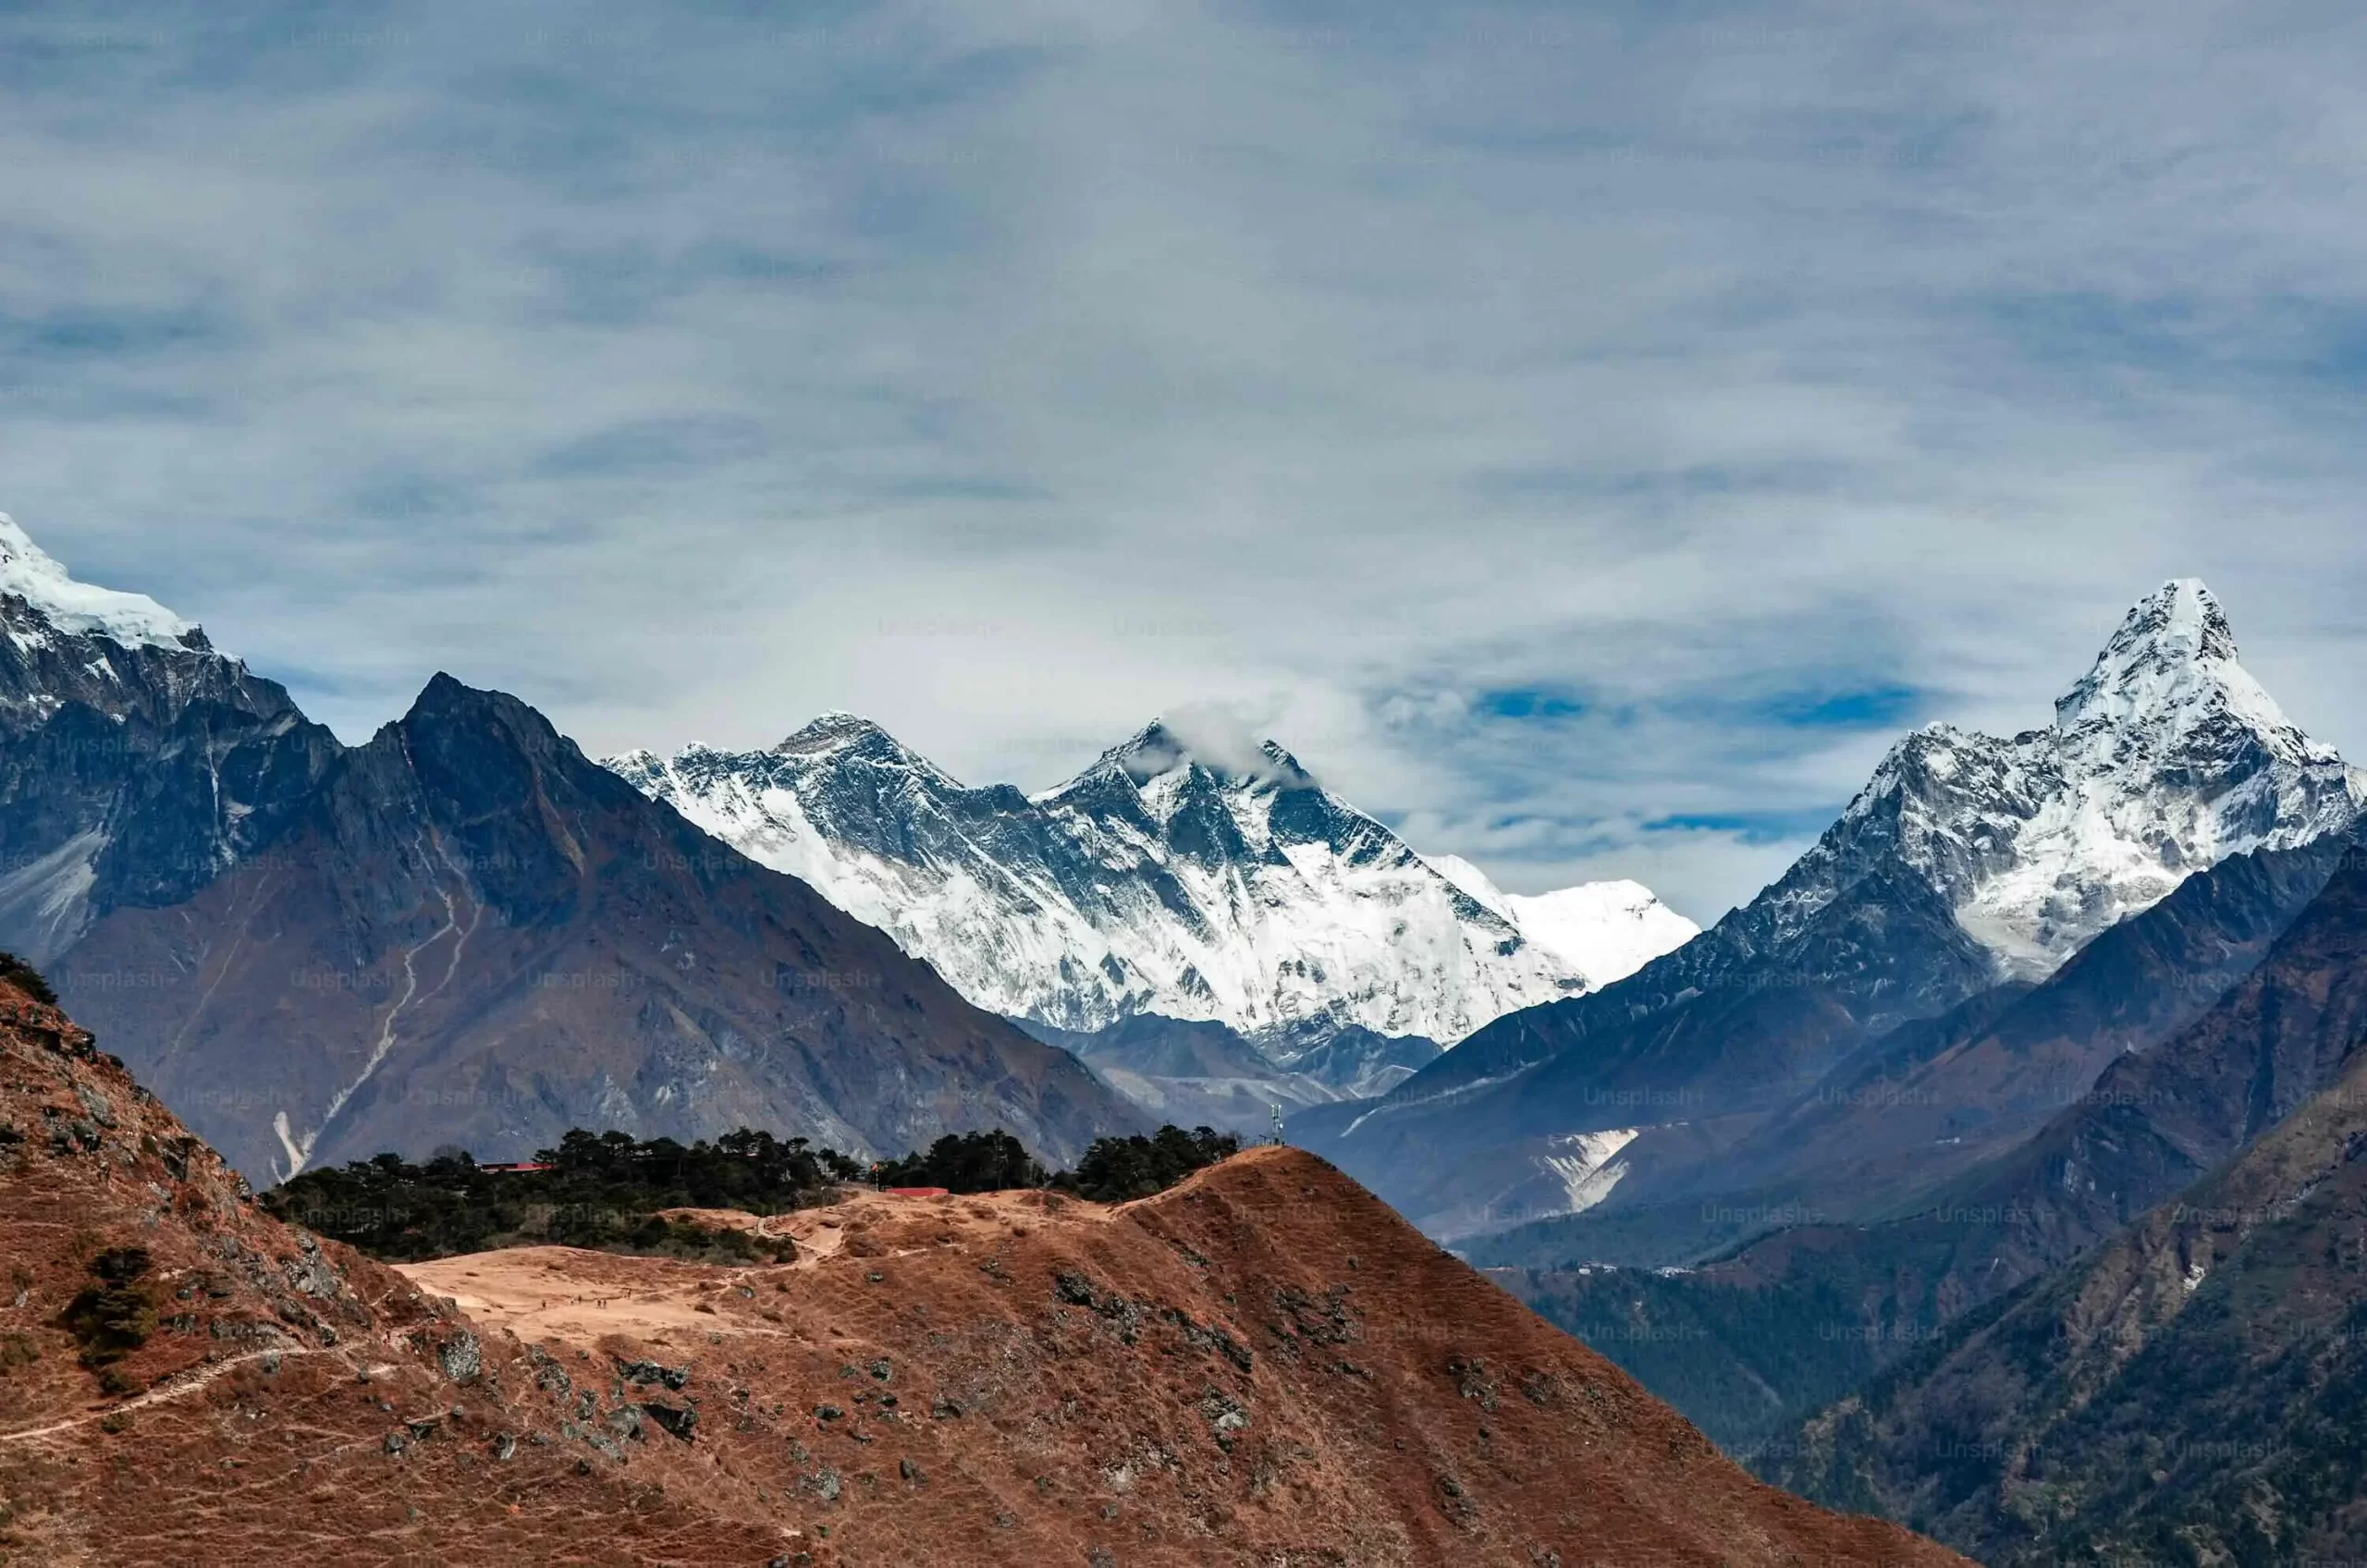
[872,1124,1244,1201]
[1055,1125,1242,1203]
[264,1128,865,1262]
[269,1121,1245,1261]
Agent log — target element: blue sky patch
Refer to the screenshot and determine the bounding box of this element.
[1644,809,1840,846]
[1478,687,1588,722]
[1759,684,1922,729]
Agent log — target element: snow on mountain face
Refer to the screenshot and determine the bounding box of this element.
[1832,579,2365,979]
[1504,882,1701,986]
[607,719,1687,1047]
[1421,854,1700,986]
[0,513,202,654]
[1419,854,1512,917]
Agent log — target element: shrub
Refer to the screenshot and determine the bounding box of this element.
[57,1247,159,1369]
[0,951,56,1006]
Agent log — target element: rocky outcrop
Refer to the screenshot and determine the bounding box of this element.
[0,521,340,962]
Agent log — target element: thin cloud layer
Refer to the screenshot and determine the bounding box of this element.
[4,0,2364,920]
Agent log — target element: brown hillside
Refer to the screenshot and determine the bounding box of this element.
[0,975,791,1566]
[0,978,1962,1566]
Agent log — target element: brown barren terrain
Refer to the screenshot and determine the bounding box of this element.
[0,975,1963,1565]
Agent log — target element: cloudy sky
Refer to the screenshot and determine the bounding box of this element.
[6,0,2366,920]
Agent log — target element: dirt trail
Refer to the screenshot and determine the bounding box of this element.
[0,1346,339,1446]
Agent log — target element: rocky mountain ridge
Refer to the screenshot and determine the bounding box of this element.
[606,716,1697,1055]
[1475,830,2355,1277]
[1474,831,2360,1461]
[1772,839,2367,1562]
[1294,580,2366,1242]
[55,674,1141,1180]
[0,514,1143,1180]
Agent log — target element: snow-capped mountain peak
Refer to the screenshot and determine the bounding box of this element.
[1822,579,2363,980]
[1504,880,1703,987]
[1420,854,1700,987]
[2052,578,2333,767]
[2072,577,2238,690]
[0,510,339,963]
[1062,718,1315,795]
[777,710,905,755]
[607,718,1699,1047]
[0,513,204,653]
[767,711,968,792]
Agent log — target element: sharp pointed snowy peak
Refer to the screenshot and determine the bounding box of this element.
[769,709,966,782]
[1850,578,2367,977]
[1088,717,1314,791]
[778,708,895,750]
[1292,581,2364,1242]
[604,715,1697,1055]
[2042,580,2349,822]
[2052,578,2292,749]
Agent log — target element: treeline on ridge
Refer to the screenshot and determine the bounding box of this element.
[266,1122,1244,1263]
[877,1124,1241,1202]
[1054,1124,1242,1203]
[263,1127,867,1264]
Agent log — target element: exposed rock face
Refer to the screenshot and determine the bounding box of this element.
[1295,582,2365,1241]
[0,518,339,963]
[56,675,1141,1180]
[0,977,1967,1565]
